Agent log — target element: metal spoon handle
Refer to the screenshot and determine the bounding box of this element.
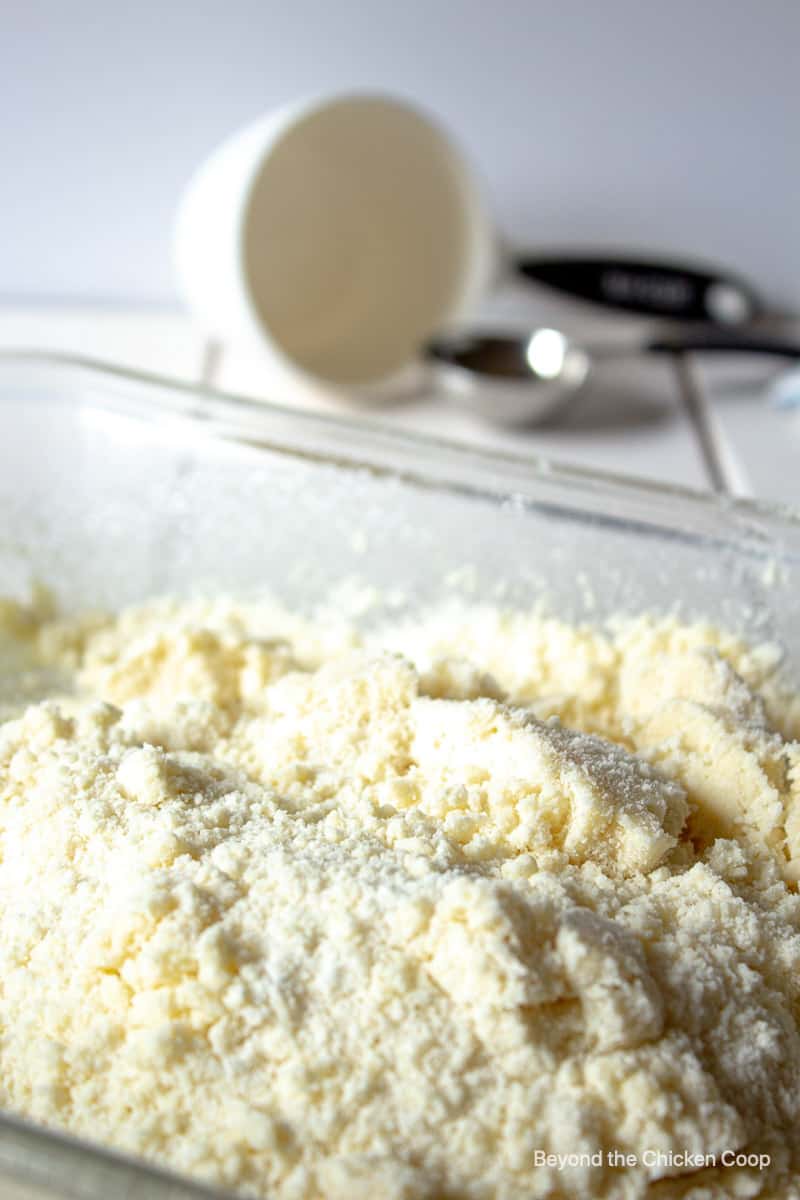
[516,255,759,327]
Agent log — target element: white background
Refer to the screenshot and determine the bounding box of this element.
[2,0,798,307]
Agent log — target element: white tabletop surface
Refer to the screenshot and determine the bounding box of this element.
[1,298,798,509]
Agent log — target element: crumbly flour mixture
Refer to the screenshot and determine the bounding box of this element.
[1,593,799,1200]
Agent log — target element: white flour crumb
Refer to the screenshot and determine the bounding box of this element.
[0,595,798,1199]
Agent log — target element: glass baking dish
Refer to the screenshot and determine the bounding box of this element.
[0,350,798,1200]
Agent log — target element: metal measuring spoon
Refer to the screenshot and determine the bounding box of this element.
[426,328,800,427]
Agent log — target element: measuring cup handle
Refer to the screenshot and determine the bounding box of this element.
[515,255,759,326]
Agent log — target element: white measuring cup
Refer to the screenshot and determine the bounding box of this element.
[174,92,499,400]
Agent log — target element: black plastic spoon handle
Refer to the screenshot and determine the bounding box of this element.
[516,256,760,326]
[644,330,800,358]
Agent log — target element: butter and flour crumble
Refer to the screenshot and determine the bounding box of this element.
[0,593,799,1199]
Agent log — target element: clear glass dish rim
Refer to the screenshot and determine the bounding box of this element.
[1,349,798,563]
